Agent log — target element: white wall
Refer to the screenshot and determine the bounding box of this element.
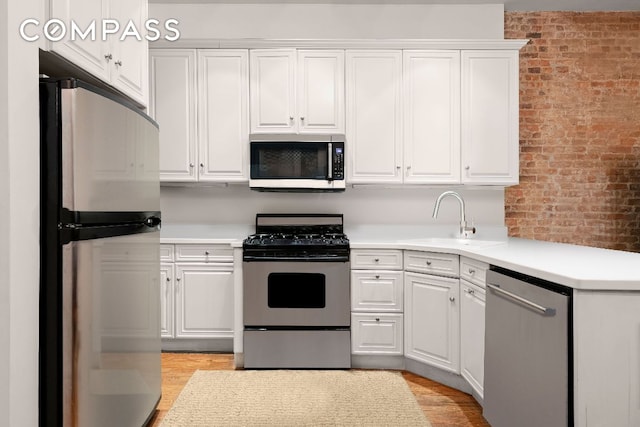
[0,1,41,426]
[161,185,506,230]
[149,3,504,40]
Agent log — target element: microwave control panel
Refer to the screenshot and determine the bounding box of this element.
[333,144,345,180]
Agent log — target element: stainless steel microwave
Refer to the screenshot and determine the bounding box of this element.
[249,134,345,192]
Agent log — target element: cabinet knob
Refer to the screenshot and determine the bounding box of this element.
[289,116,294,121]
[114,60,122,66]
[300,116,305,121]
[468,268,476,274]
[465,288,475,295]
[465,165,470,170]
[374,258,380,262]
[375,275,380,279]
[176,277,181,282]
[205,251,210,255]
[396,166,401,170]
[426,260,432,266]
[166,277,171,282]
[104,53,113,61]
[189,163,195,168]
[200,163,205,169]
[375,318,380,322]
[449,296,455,302]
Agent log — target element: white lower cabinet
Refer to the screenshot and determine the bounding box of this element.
[350,249,404,356]
[351,313,403,355]
[460,279,486,398]
[175,264,234,338]
[160,262,174,338]
[404,270,460,374]
[160,244,234,343]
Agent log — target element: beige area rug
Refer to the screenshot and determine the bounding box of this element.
[160,370,432,426]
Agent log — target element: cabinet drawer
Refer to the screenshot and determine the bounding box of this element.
[404,251,459,277]
[351,313,403,355]
[175,244,233,263]
[351,250,403,270]
[351,270,403,312]
[160,244,174,262]
[460,257,489,288]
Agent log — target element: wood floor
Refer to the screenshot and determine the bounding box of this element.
[147,352,489,427]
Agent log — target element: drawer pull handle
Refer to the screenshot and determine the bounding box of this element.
[375,275,380,279]
[465,288,475,295]
[468,268,475,274]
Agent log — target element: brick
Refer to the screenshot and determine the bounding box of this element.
[505,11,640,253]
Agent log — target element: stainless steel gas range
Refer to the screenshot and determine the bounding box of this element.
[243,214,351,369]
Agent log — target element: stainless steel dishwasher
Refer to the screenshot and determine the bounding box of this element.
[484,267,573,427]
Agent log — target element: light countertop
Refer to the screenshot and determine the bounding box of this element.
[161,223,640,291]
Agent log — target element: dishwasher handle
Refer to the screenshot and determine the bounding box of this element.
[487,283,556,316]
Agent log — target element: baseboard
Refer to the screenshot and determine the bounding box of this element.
[404,358,473,395]
[351,355,405,370]
[161,338,233,352]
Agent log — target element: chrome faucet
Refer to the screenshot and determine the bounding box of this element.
[432,190,476,239]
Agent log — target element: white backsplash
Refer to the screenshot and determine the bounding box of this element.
[160,185,506,233]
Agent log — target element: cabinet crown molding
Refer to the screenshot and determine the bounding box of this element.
[150,38,529,50]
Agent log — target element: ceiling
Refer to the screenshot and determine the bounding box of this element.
[148,0,640,12]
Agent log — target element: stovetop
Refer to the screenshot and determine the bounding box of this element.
[244,233,349,248]
[243,214,350,261]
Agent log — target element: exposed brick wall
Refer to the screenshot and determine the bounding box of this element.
[504,12,640,252]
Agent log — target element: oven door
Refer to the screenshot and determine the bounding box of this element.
[243,261,350,327]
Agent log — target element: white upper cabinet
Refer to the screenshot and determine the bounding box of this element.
[198,50,249,181]
[250,49,296,133]
[461,50,520,185]
[150,49,249,183]
[149,49,197,182]
[250,49,345,134]
[109,0,149,105]
[50,0,110,82]
[346,50,403,184]
[50,0,149,106]
[403,51,461,184]
[297,50,345,133]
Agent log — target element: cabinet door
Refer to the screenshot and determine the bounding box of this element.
[50,0,111,82]
[461,50,519,185]
[297,50,345,134]
[149,49,197,181]
[460,280,486,398]
[403,51,460,184]
[346,50,403,184]
[250,49,297,133]
[110,0,148,106]
[404,272,460,373]
[351,270,403,312]
[351,313,403,355]
[160,263,174,338]
[175,265,234,338]
[198,50,249,181]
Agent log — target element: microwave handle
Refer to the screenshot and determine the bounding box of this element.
[327,143,333,181]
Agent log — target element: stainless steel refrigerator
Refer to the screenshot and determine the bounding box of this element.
[39,78,162,427]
